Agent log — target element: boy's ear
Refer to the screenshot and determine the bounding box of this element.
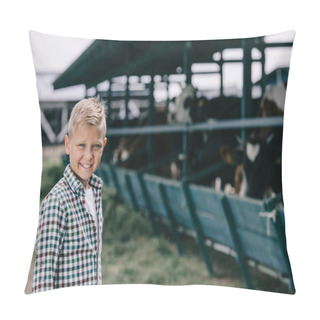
[65,135,70,155]
[103,137,107,148]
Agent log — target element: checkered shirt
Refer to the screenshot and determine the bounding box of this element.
[32,164,104,293]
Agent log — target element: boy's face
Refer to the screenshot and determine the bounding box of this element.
[65,124,107,189]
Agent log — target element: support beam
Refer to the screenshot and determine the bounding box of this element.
[147,76,155,169]
[40,109,56,144]
[221,197,254,289]
[137,172,159,235]
[57,106,69,142]
[219,59,223,96]
[159,183,184,255]
[260,42,267,94]
[182,131,188,178]
[241,39,253,140]
[124,76,129,127]
[184,41,192,84]
[181,181,214,276]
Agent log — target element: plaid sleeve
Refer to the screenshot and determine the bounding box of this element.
[32,194,66,293]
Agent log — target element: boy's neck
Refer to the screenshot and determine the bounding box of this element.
[70,167,90,189]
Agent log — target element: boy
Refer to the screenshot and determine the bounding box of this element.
[28,97,107,293]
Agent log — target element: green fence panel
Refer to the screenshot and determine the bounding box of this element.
[225,194,291,275]
[161,182,195,231]
[125,170,147,210]
[158,183,184,255]
[188,184,234,249]
[142,174,171,218]
[113,167,133,204]
[97,164,293,290]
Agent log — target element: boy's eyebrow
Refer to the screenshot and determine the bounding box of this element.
[76,140,103,145]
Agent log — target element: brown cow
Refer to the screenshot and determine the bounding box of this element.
[112,108,180,178]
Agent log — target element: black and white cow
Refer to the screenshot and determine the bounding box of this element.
[167,85,208,178]
[236,82,286,199]
[238,127,283,199]
[168,85,258,190]
[189,96,244,190]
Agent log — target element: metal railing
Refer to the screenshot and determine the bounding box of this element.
[106,116,283,177]
[106,116,283,136]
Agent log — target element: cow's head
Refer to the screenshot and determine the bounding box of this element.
[235,82,286,199]
[112,137,131,166]
[261,81,286,115]
[168,85,197,124]
[238,130,282,199]
[112,135,147,169]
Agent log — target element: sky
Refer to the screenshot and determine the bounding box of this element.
[29,31,93,100]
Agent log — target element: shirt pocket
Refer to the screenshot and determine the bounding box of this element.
[62,228,88,252]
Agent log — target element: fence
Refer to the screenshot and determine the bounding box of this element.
[95,140,295,293]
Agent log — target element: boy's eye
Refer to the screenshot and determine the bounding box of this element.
[77,143,101,149]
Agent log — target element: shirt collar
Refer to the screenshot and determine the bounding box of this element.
[64,164,103,196]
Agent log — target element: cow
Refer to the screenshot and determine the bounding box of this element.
[112,84,210,180]
[112,108,179,178]
[167,85,209,179]
[167,84,198,124]
[168,85,262,191]
[235,82,286,199]
[188,97,244,191]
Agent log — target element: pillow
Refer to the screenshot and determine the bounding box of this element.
[27,30,295,294]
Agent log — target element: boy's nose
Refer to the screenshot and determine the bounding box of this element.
[84,148,94,159]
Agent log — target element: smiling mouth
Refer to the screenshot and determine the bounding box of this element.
[80,163,93,169]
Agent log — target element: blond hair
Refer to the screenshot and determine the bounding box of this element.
[68,97,107,137]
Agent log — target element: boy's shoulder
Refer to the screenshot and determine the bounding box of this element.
[40,176,69,207]
[50,176,69,196]
[40,165,74,206]
[42,164,103,204]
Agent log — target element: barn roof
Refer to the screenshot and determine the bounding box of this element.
[53,36,294,91]
[53,37,252,90]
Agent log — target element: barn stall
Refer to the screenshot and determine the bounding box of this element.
[53,34,295,292]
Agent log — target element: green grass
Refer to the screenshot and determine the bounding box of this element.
[40,159,65,199]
